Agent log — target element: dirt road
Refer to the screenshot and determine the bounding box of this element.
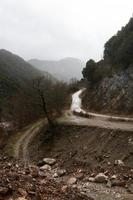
[14,119,46,164]
[9,89,133,199]
[60,111,133,131]
[71,89,133,122]
[13,89,133,163]
[59,89,133,131]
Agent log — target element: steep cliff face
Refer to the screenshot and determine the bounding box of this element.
[83,66,133,114]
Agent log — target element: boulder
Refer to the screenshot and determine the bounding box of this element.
[106,180,112,188]
[111,175,117,179]
[40,164,51,171]
[43,158,56,165]
[114,160,125,167]
[94,173,108,183]
[56,169,67,177]
[67,177,77,185]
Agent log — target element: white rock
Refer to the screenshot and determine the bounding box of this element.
[43,158,56,165]
[111,175,117,179]
[53,173,58,178]
[67,177,77,185]
[40,164,51,171]
[61,185,68,192]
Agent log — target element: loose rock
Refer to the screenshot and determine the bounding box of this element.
[43,158,56,165]
[94,173,108,183]
[40,164,51,171]
[67,177,77,185]
[114,160,125,167]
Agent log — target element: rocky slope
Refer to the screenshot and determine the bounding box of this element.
[83,66,133,114]
[82,18,133,114]
[0,156,88,200]
[5,124,133,200]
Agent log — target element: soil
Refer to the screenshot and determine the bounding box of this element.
[29,124,133,174]
[0,156,88,200]
[28,124,133,200]
[2,89,133,199]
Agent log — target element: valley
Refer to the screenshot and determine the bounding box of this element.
[2,89,133,200]
[0,9,133,200]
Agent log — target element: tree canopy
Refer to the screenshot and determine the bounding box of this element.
[104,17,133,68]
[83,17,133,85]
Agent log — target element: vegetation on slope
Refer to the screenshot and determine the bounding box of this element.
[82,17,133,114]
[0,49,69,129]
[0,49,41,99]
[83,17,133,85]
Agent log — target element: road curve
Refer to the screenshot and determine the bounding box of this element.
[59,89,133,131]
[71,89,133,122]
[13,89,133,163]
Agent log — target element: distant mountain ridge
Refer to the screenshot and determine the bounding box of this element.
[0,49,53,99]
[28,57,84,82]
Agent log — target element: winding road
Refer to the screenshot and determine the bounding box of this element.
[60,89,133,131]
[13,89,133,162]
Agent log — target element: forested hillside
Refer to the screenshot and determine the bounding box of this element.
[82,17,133,114]
[104,17,133,67]
[0,49,41,99]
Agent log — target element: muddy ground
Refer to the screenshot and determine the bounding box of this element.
[29,125,133,168]
[2,124,133,200]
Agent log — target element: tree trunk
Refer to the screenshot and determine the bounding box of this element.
[40,94,54,128]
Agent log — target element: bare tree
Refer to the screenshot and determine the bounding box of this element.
[9,76,68,129]
[32,76,54,128]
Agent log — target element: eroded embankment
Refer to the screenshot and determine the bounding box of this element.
[29,124,133,169]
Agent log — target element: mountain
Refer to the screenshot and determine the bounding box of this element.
[0,49,44,99]
[82,17,133,114]
[28,57,84,82]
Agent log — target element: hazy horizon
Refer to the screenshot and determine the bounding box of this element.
[0,0,133,62]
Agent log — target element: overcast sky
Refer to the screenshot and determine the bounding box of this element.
[0,0,133,62]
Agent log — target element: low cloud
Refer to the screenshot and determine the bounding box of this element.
[0,0,133,61]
